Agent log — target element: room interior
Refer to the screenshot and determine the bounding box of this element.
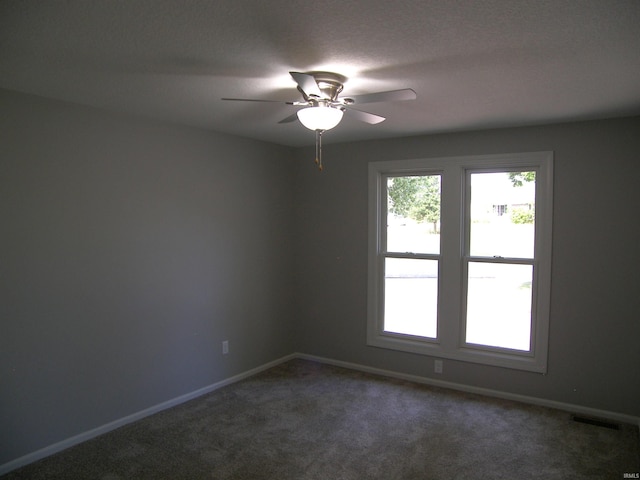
[1,0,640,475]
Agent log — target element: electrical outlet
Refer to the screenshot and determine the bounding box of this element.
[434,359,443,374]
[222,340,229,355]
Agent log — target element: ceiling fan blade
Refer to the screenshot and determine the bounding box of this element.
[278,112,300,124]
[345,88,416,105]
[221,97,294,104]
[290,72,322,98]
[345,107,386,125]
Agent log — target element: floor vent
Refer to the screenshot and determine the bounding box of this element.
[571,415,620,430]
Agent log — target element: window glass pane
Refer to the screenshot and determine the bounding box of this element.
[386,175,441,254]
[470,172,535,258]
[384,258,438,338]
[465,262,533,351]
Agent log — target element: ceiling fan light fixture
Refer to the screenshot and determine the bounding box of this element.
[297,106,344,131]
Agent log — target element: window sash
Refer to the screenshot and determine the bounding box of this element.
[382,256,439,339]
[461,258,536,354]
[378,173,442,341]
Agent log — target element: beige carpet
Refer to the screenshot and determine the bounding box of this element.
[3,359,639,479]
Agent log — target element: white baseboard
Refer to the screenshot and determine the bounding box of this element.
[296,353,640,428]
[0,353,297,476]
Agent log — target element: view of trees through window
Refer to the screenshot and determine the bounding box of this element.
[383,171,536,351]
[388,175,441,233]
[384,175,441,338]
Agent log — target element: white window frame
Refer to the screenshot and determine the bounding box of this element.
[367,152,553,373]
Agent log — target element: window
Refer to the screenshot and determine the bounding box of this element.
[367,152,553,372]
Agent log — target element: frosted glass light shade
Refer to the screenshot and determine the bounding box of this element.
[297,106,344,131]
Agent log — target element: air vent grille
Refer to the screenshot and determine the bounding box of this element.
[571,415,620,430]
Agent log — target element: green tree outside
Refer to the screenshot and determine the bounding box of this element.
[507,171,535,187]
[387,175,441,233]
[508,171,536,225]
[511,208,535,224]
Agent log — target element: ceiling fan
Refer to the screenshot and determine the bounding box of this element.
[222,71,416,170]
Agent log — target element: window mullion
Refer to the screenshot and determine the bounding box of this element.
[437,165,463,351]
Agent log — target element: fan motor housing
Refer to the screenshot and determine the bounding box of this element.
[302,71,346,101]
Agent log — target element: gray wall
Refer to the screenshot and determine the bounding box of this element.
[0,89,295,464]
[293,117,640,418]
[2,86,639,468]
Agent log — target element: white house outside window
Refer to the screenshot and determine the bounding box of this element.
[367,152,553,372]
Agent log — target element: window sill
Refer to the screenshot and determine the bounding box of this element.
[367,333,547,373]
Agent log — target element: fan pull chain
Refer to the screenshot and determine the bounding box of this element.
[314,129,324,172]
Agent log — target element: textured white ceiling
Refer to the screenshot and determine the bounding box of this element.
[2,0,640,147]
